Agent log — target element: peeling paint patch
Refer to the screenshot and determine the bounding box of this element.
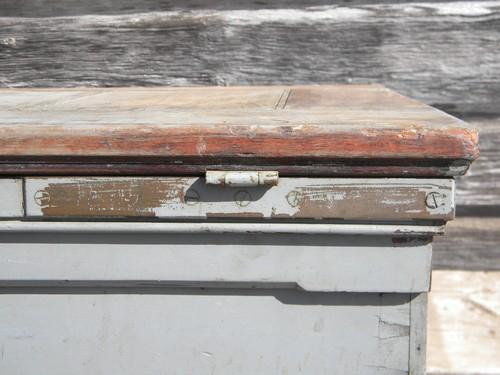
[36,177,190,217]
[25,177,455,221]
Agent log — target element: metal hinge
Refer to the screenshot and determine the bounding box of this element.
[205,171,279,187]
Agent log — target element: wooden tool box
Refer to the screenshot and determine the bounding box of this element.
[0,85,478,375]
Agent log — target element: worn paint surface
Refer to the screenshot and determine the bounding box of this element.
[0,292,412,374]
[0,232,432,292]
[0,179,23,217]
[24,177,455,220]
[0,85,478,176]
[30,178,191,217]
[0,228,422,373]
[206,171,279,187]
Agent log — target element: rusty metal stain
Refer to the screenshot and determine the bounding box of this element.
[38,178,190,217]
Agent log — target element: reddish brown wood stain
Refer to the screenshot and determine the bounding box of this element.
[0,85,479,176]
[0,125,478,159]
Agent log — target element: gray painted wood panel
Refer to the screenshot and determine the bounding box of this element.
[0,1,499,117]
[409,293,427,375]
[0,179,23,217]
[0,292,412,374]
[0,221,445,237]
[0,233,432,292]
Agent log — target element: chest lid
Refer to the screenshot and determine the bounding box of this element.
[0,84,478,176]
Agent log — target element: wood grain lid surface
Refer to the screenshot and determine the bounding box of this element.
[0,84,478,176]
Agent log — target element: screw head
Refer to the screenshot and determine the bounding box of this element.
[286,191,304,207]
[425,192,444,209]
[34,190,50,206]
[234,190,252,207]
[184,189,200,205]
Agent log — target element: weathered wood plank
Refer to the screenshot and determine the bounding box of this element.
[23,177,455,221]
[456,117,500,207]
[0,0,474,17]
[1,1,499,116]
[433,217,500,271]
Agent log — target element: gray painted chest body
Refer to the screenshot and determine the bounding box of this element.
[1,176,438,375]
[0,85,477,375]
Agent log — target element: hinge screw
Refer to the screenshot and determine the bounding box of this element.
[425,192,445,209]
[234,190,252,207]
[184,189,200,205]
[34,190,50,206]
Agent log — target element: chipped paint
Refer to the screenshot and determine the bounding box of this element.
[206,171,279,187]
[34,177,191,217]
[283,183,453,219]
[25,177,455,221]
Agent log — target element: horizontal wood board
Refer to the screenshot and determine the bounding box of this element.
[0,232,432,292]
[0,1,499,118]
[23,177,455,221]
[433,217,500,271]
[455,118,500,207]
[4,177,498,271]
[0,85,478,176]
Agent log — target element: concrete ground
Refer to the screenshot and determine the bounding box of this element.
[427,271,500,375]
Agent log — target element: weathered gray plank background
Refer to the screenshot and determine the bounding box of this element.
[1,0,500,117]
[0,0,498,270]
